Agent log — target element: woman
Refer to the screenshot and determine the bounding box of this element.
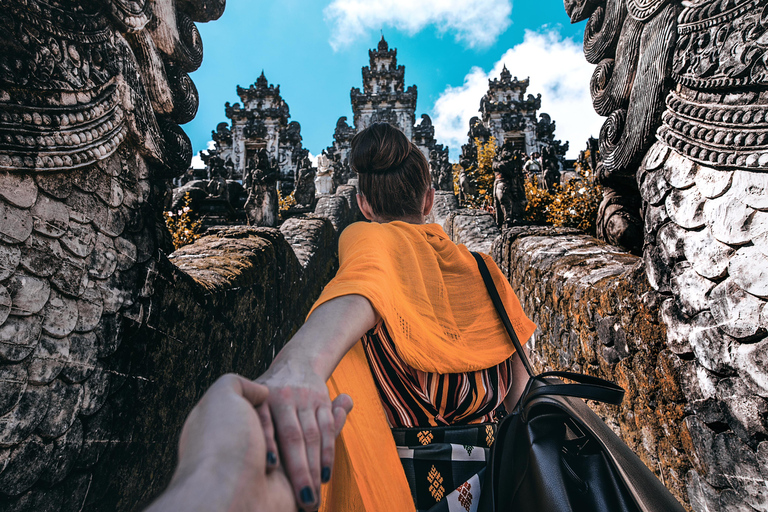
[256,123,536,511]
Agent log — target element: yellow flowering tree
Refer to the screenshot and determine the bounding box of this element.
[524,162,602,235]
[164,192,202,250]
[460,136,496,209]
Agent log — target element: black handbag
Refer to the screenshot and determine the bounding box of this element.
[471,252,686,512]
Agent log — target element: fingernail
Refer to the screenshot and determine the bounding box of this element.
[322,466,331,483]
[266,452,277,465]
[300,486,315,505]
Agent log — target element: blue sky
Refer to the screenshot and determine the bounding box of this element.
[187,0,602,163]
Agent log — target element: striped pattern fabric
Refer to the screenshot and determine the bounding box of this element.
[362,321,513,428]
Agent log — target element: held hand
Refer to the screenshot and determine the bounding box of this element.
[145,374,294,512]
[255,359,353,510]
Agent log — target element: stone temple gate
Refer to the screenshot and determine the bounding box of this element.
[0,1,767,512]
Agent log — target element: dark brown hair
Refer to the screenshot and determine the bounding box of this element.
[349,123,431,220]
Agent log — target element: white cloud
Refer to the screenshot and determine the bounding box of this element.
[324,0,512,51]
[431,29,604,160]
[191,140,215,169]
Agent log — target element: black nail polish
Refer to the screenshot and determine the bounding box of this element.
[321,466,331,483]
[266,451,277,465]
[300,486,315,505]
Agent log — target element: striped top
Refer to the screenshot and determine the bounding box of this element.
[362,321,513,428]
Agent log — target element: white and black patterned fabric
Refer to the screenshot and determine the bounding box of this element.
[393,423,497,512]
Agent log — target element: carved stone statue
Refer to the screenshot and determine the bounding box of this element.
[493,142,527,227]
[565,0,768,509]
[540,146,561,192]
[315,153,335,196]
[0,0,225,508]
[429,148,454,192]
[293,151,316,209]
[244,148,278,227]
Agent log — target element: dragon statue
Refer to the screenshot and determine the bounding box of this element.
[0,0,227,509]
[565,0,768,509]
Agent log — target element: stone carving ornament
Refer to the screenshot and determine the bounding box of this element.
[0,0,224,508]
[244,148,278,227]
[492,141,527,227]
[565,0,768,509]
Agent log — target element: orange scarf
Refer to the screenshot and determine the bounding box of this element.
[315,222,536,511]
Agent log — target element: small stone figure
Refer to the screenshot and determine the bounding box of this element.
[293,153,316,209]
[430,148,453,192]
[314,153,335,196]
[540,146,561,192]
[458,169,475,204]
[492,142,527,227]
[244,149,279,227]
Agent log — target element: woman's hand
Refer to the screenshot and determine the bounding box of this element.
[256,360,352,510]
[255,294,379,510]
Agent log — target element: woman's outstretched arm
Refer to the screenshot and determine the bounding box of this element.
[255,294,379,511]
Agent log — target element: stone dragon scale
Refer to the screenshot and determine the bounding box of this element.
[565,0,768,509]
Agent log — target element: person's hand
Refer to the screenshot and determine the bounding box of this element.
[253,294,376,510]
[145,374,295,512]
[255,359,353,511]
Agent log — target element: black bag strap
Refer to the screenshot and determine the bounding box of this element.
[471,252,535,378]
[471,252,624,407]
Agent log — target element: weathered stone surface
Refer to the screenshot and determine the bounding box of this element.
[683,227,733,280]
[36,380,83,439]
[444,209,500,254]
[665,187,706,230]
[731,168,768,211]
[26,335,69,385]
[731,339,768,398]
[74,283,103,333]
[664,152,697,189]
[87,233,118,280]
[427,191,459,228]
[92,206,126,239]
[0,285,10,327]
[0,386,49,448]
[0,172,38,209]
[703,191,762,246]
[0,201,33,245]
[0,245,21,281]
[313,195,351,232]
[489,225,685,502]
[39,417,83,486]
[42,291,79,339]
[0,365,26,417]
[30,193,69,238]
[65,189,99,224]
[19,234,67,279]
[60,332,97,383]
[59,221,96,259]
[113,236,138,271]
[0,315,43,362]
[670,263,715,317]
[694,166,732,200]
[0,435,53,496]
[709,280,765,340]
[728,245,768,298]
[79,365,109,417]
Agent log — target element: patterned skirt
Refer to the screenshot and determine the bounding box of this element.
[392,423,497,512]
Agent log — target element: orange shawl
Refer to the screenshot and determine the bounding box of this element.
[314,222,536,511]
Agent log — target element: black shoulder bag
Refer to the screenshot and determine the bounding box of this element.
[471,253,686,512]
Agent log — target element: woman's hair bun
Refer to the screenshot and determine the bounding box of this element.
[349,123,412,175]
